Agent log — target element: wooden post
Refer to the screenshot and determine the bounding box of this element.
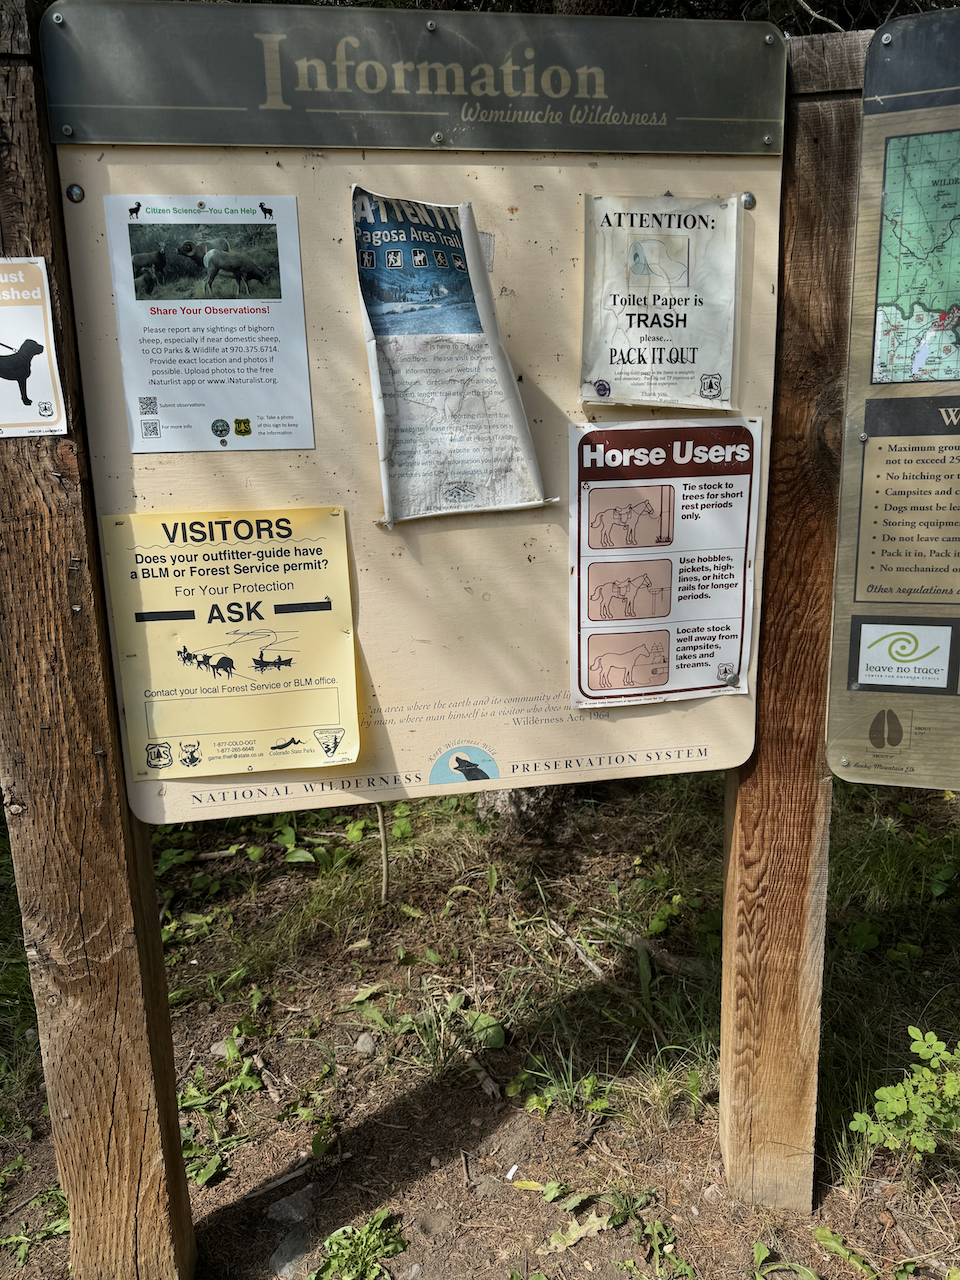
[0,4,195,1276]
[720,30,871,1211]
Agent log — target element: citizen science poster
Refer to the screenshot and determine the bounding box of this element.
[569,418,762,707]
[104,195,314,454]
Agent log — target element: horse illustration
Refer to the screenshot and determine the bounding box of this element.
[589,501,656,548]
[589,580,628,619]
[589,644,651,688]
[211,656,235,679]
[620,573,653,618]
[619,500,656,546]
[589,640,667,689]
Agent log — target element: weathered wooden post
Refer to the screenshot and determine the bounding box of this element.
[721,30,871,1211]
[0,2,195,1275]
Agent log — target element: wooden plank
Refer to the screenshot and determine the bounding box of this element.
[0,12,195,1280]
[719,33,863,1211]
[0,0,29,58]
[788,28,872,96]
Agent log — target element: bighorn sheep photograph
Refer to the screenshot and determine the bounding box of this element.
[126,222,281,301]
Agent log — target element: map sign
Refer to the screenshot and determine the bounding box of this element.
[873,129,960,384]
[829,11,960,791]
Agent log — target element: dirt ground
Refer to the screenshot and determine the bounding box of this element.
[2,786,959,1280]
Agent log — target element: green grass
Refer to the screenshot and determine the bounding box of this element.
[1,776,960,1192]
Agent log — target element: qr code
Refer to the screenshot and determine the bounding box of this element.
[140,419,160,439]
[138,395,158,415]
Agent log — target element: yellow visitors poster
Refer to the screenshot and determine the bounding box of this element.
[102,507,359,780]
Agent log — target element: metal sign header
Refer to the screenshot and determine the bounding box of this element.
[41,1,785,154]
[865,12,960,116]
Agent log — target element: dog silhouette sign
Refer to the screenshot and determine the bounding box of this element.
[0,258,65,435]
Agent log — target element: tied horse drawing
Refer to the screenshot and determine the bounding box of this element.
[589,500,656,548]
[589,573,654,620]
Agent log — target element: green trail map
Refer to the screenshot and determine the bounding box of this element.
[874,128,960,384]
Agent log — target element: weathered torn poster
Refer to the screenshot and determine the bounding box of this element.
[580,195,741,411]
[353,187,544,525]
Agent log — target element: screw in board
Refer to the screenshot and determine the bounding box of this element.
[763,135,773,146]
[841,758,850,767]
[860,432,869,442]
[432,132,444,144]
[66,184,84,203]
[882,31,892,43]
[426,19,436,30]
[724,672,740,687]
[742,192,757,210]
[61,125,73,136]
[764,32,775,43]
[51,10,63,20]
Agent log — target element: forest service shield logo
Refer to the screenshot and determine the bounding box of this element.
[146,741,172,769]
[234,418,252,436]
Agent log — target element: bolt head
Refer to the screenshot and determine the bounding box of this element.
[52,11,63,21]
[841,757,850,767]
[881,31,892,43]
[66,183,84,203]
[61,125,73,137]
[432,132,444,144]
[764,32,775,43]
[763,135,773,146]
[426,19,436,30]
[741,192,757,211]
